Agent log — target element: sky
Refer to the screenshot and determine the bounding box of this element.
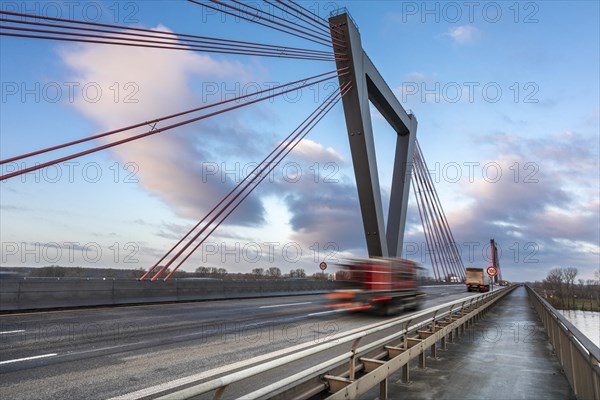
[0,0,599,282]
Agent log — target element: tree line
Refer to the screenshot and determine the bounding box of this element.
[194,266,327,280]
[531,267,600,311]
[0,265,327,280]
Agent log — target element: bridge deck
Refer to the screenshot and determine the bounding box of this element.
[369,286,575,399]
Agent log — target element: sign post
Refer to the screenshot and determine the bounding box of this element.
[486,266,497,291]
[319,262,327,279]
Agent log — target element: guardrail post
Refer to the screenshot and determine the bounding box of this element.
[402,361,410,384]
[430,311,438,359]
[403,320,412,350]
[447,305,455,343]
[466,299,474,329]
[213,385,226,400]
[380,377,388,400]
[419,349,426,369]
[592,353,600,400]
[557,320,564,365]
[568,336,578,396]
[457,301,466,336]
[349,338,361,381]
[402,320,412,383]
[17,279,22,310]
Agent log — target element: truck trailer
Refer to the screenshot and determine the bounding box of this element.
[465,267,490,292]
[327,258,426,316]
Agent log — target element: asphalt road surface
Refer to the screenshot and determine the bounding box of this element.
[0,284,474,399]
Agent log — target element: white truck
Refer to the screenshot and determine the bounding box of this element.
[465,268,490,292]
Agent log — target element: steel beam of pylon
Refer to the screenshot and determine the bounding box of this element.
[329,11,417,258]
[491,239,501,282]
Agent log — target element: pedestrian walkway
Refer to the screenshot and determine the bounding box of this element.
[370,286,575,399]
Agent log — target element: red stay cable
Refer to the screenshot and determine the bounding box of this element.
[0,10,332,56]
[0,18,336,58]
[159,81,353,280]
[225,0,345,47]
[273,0,344,37]
[139,70,350,280]
[0,27,336,62]
[2,68,346,165]
[189,0,330,48]
[1,71,346,180]
[150,83,347,280]
[263,0,332,37]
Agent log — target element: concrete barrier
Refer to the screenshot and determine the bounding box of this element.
[0,278,336,311]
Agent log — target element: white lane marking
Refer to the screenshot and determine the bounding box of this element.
[0,353,57,365]
[2,345,130,366]
[0,330,25,335]
[307,309,346,317]
[259,302,312,309]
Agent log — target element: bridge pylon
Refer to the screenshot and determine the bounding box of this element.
[329,11,418,258]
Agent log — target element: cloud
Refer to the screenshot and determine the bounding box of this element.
[405,72,428,82]
[255,142,367,254]
[60,27,267,226]
[435,131,599,281]
[370,104,387,122]
[155,221,195,241]
[586,107,600,126]
[290,139,344,163]
[283,179,365,252]
[0,204,29,211]
[446,25,479,44]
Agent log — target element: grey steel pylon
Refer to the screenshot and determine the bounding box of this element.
[329,11,418,258]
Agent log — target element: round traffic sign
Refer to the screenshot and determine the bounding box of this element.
[486,266,497,277]
[319,262,327,271]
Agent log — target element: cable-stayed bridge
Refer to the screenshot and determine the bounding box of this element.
[0,2,597,400]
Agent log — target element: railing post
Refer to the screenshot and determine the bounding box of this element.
[403,320,412,349]
[592,353,600,400]
[380,378,388,400]
[430,311,437,359]
[447,305,455,343]
[568,336,578,396]
[213,386,226,400]
[467,299,474,329]
[402,361,410,384]
[458,301,466,336]
[349,338,361,381]
[402,320,412,383]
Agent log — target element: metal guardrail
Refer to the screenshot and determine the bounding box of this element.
[0,278,336,311]
[0,279,461,311]
[526,285,600,400]
[114,286,516,400]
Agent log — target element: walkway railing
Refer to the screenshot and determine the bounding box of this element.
[526,285,600,400]
[114,286,516,400]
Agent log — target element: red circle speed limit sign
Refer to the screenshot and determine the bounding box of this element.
[319,262,327,271]
[486,266,497,277]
